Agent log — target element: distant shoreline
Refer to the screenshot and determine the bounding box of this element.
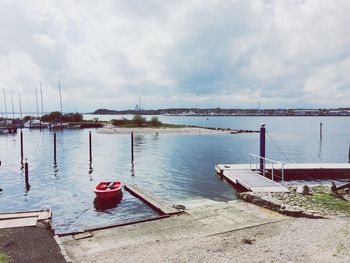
[91,108,350,117]
[89,113,350,117]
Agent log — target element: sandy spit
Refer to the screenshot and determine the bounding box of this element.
[97,125,229,135]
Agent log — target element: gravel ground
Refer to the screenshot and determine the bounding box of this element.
[0,222,65,263]
[113,216,350,263]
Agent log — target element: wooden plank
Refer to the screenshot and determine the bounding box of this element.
[0,216,38,229]
[73,232,93,240]
[0,210,51,221]
[125,184,180,215]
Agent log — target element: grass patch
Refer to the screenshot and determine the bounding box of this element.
[0,252,9,263]
[307,187,350,214]
[111,116,187,128]
[113,123,186,128]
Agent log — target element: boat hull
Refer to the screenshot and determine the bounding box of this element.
[94,182,123,199]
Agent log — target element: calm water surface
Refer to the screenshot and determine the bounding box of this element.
[1,116,350,233]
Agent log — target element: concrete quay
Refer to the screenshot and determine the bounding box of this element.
[59,199,285,262]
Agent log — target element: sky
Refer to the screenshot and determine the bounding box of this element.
[0,0,350,113]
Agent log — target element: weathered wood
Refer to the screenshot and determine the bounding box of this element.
[0,209,51,221]
[73,231,93,240]
[0,216,38,229]
[125,184,180,215]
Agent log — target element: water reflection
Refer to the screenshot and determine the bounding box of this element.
[318,139,323,162]
[93,192,123,212]
[130,162,135,177]
[134,135,146,148]
[53,162,59,178]
[88,160,94,181]
[151,133,159,141]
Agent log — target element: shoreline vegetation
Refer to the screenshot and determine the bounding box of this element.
[111,115,185,128]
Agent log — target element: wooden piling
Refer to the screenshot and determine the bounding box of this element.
[24,160,29,187]
[89,131,92,162]
[54,132,57,164]
[20,130,23,159]
[320,122,323,140]
[131,131,134,162]
[259,123,266,172]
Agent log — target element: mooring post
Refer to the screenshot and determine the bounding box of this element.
[20,130,23,159]
[131,131,134,162]
[260,123,266,173]
[348,144,350,163]
[320,122,323,140]
[89,131,92,162]
[24,159,29,187]
[54,132,57,164]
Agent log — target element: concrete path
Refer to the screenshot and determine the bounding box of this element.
[60,199,285,262]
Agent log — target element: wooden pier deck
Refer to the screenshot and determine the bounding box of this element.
[0,209,52,229]
[125,184,181,215]
[215,164,289,192]
[216,163,350,192]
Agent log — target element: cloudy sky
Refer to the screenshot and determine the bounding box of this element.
[1,0,350,113]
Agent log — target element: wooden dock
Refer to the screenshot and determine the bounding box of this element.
[0,209,52,229]
[216,163,350,192]
[215,164,289,192]
[125,184,181,215]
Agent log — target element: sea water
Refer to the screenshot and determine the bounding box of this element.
[0,116,349,233]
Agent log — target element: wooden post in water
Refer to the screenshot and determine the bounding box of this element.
[320,122,323,140]
[89,131,92,162]
[259,123,266,173]
[20,130,23,159]
[24,159,29,188]
[131,131,134,163]
[348,144,350,163]
[54,132,57,164]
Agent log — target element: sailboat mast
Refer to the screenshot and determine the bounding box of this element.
[10,90,15,119]
[58,81,63,127]
[3,88,8,119]
[40,83,44,116]
[35,87,39,118]
[18,93,23,120]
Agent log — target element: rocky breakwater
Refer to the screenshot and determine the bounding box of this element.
[239,185,350,219]
[187,125,259,134]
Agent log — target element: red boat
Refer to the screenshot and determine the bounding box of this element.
[94,182,123,199]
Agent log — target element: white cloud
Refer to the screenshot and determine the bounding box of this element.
[32,34,57,50]
[1,0,350,112]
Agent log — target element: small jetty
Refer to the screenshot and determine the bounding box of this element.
[215,164,289,192]
[216,163,350,193]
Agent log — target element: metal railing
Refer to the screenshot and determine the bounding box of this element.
[249,153,285,184]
